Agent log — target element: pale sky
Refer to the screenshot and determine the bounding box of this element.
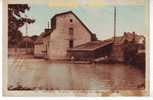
[17,0,147,40]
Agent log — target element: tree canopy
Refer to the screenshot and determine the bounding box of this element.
[8,4,35,47]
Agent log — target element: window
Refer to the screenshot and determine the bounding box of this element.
[70,19,73,23]
[69,40,74,48]
[69,28,74,48]
[69,28,74,39]
[69,28,73,34]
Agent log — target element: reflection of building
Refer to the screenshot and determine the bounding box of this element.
[34,11,97,59]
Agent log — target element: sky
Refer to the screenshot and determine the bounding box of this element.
[18,0,146,40]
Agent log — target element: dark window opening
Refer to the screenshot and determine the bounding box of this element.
[70,19,73,23]
[69,40,74,48]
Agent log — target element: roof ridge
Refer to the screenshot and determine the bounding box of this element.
[51,11,97,41]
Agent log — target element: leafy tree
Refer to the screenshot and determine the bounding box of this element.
[8,4,35,47]
[18,37,34,48]
[124,41,138,64]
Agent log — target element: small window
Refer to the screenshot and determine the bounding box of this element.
[69,28,73,35]
[69,28,74,40]
[70,19,73,23]
[69,40,74,48]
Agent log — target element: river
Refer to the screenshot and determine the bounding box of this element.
[8,56,145,90]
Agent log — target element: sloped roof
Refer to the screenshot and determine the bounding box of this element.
[69,40,113,51]
[41,28,52,37]
[52,11,93,35]
[48,11,97,41]
[68,32,145,51]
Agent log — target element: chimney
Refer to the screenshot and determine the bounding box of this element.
[132,31,135,35]
[124,32,126,36]
[132,31,136,42]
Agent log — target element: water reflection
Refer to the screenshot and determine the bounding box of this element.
[8,57,145,90]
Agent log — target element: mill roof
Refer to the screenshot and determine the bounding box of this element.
[46,11,97,40]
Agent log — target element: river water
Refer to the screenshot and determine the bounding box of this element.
[8,56,145,90]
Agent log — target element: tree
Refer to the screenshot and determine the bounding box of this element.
[8,4,35,47]
[30,35,38,41]
[124,41,138,64]
[18,37,34,48]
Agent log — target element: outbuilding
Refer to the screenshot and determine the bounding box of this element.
[34,37,44,58]
[67,40,113,61]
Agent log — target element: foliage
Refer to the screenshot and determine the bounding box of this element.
[8,4,35,47]
[30,35,38,41]
[124,41,138,64]
[18,37,34,48]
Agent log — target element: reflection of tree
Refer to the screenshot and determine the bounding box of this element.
[8,4,35,47]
